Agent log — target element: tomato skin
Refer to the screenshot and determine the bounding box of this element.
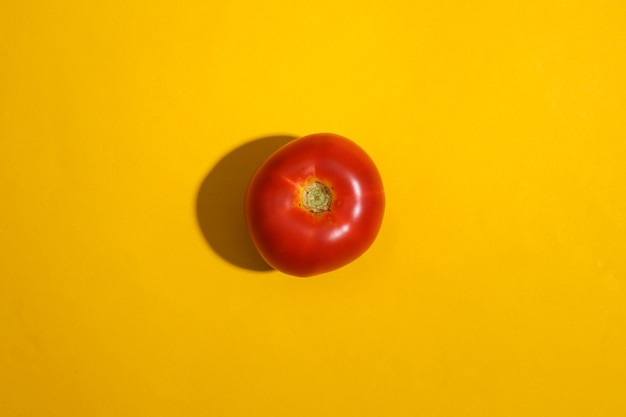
[244,133,385,277]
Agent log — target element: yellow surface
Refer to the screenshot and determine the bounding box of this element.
[1,1,625,416]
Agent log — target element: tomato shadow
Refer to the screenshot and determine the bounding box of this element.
[196,135,297,271]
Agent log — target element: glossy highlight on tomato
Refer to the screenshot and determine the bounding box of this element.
[244,133,385,277]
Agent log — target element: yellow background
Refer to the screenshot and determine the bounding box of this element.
[1,1,625,416]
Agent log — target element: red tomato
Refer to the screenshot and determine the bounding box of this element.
[245,133,385,277]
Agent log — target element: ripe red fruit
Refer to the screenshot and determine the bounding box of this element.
[245,133,385,277]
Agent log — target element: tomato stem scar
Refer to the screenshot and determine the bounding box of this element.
[302,181,332,213]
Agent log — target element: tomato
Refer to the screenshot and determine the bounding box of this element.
[244,133,385,277]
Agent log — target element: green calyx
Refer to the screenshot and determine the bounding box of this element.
[302,181,332,213]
